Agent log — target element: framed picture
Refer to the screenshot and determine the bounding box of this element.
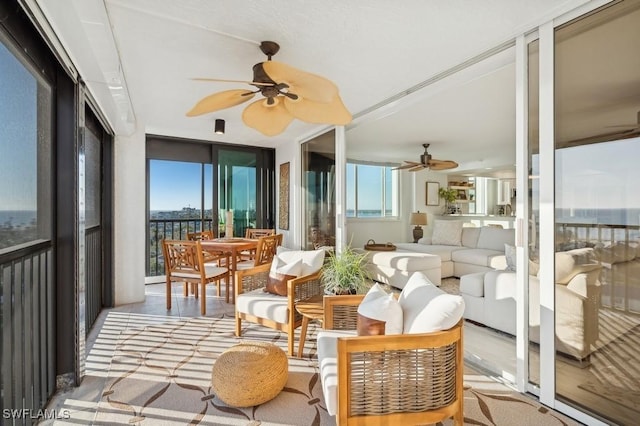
[279,162,290,230]
[426,181,440,206]
[457,189,467,200]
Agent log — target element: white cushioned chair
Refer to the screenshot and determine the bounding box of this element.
[235,247,325,355]
[317,272,465,425]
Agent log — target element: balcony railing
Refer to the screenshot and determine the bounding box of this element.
[147,218,252,276]
[555,221,640,315]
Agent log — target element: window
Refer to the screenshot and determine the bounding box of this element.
[0,33,52,253]
[346,163,398,218]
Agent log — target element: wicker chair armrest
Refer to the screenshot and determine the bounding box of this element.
[323,294,364,330]
[235,262,272,296]
[287,270,323,303]
[335,321,464,422]
[337,321,462,353]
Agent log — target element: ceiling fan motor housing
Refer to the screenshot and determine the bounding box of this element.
[421,153,432,164]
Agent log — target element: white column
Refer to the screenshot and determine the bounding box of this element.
[113,128,146,305]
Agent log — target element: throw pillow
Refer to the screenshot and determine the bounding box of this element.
[356,283,403,335]
[265,259,303,296]
[398,272,465,333]
[505,243,517,271]
[265,273,296,296]
[431,220,463,246]
[273,247,325,275]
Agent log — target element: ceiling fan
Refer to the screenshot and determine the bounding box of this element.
[605,110,640,133]
[563,110,640,147]
[393,144,459,172]
[186,41,352,136]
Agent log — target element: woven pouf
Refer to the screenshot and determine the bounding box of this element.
[211,341,289,407]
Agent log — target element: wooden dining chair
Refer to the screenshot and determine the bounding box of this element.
[162,239,229,316]
[236,233,283,270]
[187,230,228,265]
[241,228,276,260]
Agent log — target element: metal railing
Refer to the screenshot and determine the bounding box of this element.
[147,218,252,276]
[554,222,640,315]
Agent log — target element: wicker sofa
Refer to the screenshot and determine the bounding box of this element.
[317,272,465,425]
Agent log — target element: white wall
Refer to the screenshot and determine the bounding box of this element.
[113,129,146,305]
[275,139,299,248]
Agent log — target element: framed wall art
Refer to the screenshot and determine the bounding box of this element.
[279,162,290,230]
[426,181,440,206]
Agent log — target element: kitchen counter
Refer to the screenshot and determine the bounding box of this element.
[435,214,516,229]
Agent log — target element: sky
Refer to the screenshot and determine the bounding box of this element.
[0,41,39,211]
[149,160,255,211]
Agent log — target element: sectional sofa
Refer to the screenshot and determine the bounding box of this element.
[366,221,515,289]
[459,248,603,360]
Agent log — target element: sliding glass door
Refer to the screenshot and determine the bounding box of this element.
[301,130,336,250]
[218,149,257,238]
[551,2,640,423]
[145,137,274,277]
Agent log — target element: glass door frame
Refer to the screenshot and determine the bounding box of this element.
[516,1,614,424]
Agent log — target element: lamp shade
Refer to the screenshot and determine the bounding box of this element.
[410,212,428,226]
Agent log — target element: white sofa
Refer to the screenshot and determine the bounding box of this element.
[367,222,515,289]
[460,249,602,360]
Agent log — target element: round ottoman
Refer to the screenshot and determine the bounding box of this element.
[211,341,288,407]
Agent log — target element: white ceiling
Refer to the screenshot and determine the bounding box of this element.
[36,0,623,173]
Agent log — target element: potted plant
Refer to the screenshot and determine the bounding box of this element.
[321,245,371,294]
[439,187,458,214]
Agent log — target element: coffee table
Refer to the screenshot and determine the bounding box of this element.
[295,294,324,358]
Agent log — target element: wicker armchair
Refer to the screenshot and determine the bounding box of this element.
[235,262,324,355]
[318,291,464,425]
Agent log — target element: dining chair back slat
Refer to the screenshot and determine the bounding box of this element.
[162,239,228,315]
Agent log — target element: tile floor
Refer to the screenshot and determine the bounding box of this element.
[43,282,580,425]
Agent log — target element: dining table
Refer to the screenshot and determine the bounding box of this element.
[201,238,259,303]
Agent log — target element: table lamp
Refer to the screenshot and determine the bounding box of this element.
[410,211,428,243]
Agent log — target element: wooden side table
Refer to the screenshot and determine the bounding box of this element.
[295,294,325,358]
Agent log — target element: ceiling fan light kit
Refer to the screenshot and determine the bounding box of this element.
[187,41,351,136]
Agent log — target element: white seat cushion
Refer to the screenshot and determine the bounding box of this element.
[394,243,462,262]
[235,289,289,324]
[459,272,486,297]
[398,272,465,333]
[172,266,227,280]
[451,248,503,267]
[317,329,357,416]
[366,250,440,271]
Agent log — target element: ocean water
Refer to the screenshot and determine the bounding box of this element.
[0,210,36,226]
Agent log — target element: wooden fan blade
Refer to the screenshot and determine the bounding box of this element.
[408,164,426,172]
[191,77,274,87]
[262,61,338,103]
[242,96,294,136]
[283,95,351,125]
[186,89,255,116]
[392,161,421,170]
[428,159,459,170]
